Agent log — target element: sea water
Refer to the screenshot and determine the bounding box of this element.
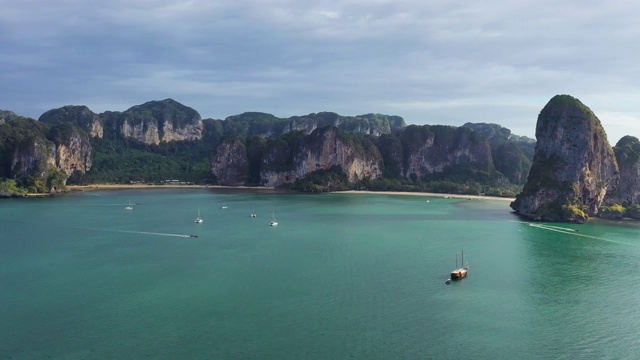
[1,189,640,359]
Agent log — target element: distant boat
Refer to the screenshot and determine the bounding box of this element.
[251,207,257,218]
[221,202,228,209]
[125,200,133,210]
[269,211,278,226]
[195,207,203,223]
[450,250,469,280]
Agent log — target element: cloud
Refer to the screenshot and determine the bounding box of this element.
[1,0,639,143]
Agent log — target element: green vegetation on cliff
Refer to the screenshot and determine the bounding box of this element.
[219,111,406,138]
[0,178,27,196]
[39,105,99,131]
[463,122,534,184]
[613,136,640,169]
[1,101,534,197]
[74,136,214,185]
[291,166,350,192]
[0,117,53,191]
[126,98,201,130]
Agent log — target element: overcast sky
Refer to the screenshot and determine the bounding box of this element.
[1,0,639,144]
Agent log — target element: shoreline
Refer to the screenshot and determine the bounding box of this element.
[65,184,514,202]
[332,190,515,202]
[66,184,275,191]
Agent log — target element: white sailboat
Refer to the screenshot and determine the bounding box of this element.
[251,207,257,218]
[221,202,228,209]
[269,211,278,226]
[125,200,133,210]
[195,207,203,223]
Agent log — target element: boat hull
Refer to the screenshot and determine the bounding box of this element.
[450,268,468,280]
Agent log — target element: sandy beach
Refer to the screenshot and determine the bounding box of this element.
[66,184,514,202]
[66,184,272,191]
[68,184,209,190]
[333,190,515,202]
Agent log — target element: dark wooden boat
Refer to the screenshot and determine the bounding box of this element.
[450,250,468,280]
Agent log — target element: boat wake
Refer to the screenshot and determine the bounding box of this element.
[524,222,638,246]
[527,223,578,232]
[114,229,193,238]
[86,227,195,238]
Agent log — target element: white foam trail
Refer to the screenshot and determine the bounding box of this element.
[525,222,638,246]
[86,227,193,238]
[113,229,192,238]
[532,223,578,232]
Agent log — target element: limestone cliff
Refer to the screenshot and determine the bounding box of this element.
[400,125,494,179]
[288,112,404,136]
[222,112,406,138]
[260,127,383,187]
[212,127,383,187]
[113,99,203,144]
[511,95,619,222]
[118,117,161,144]
[605,136,640,205]
[211,137,249,186]
[462,122,535,185]
[4,117,92,189]
[39,105,103,138]
[47,124,92,176]
[11,137,56,178]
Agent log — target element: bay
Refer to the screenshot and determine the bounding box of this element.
[1,189,640,359]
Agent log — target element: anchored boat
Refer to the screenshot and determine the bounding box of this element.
[450,250,469,280]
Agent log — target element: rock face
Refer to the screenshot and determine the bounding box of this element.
[222,112,406,138]
[400,125,494,179]
[38,100,204,144]
[605,136,640,205]
[118,117,161,144]
[211,124,517,188]
[462,122,535,185]
[11,124,92,181]
[11,137,56,178]
[49,126,93,176]
[39,105,103,138]
[212,127,383,187]
[211,137,249,186]
[511,95,619,222]
[113,99,203,144]
[261,127,382,187]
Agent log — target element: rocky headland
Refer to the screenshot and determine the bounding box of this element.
[510,95,625,223]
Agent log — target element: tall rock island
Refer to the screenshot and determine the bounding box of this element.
[510,95,619,223]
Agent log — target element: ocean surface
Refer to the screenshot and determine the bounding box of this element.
[2,188,640,359]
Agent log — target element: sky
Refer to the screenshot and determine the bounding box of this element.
[1,0,639,144]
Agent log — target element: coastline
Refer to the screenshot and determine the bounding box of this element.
[69,184,205,190]
[66,184,275,191]
[332,190,515,202]
[64,184,514,202]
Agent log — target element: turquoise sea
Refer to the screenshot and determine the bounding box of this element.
[2,188,640,359]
